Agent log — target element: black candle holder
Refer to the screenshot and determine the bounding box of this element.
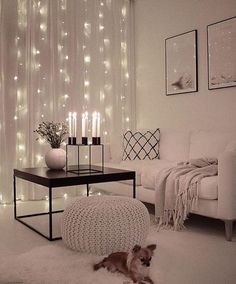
[66,143,104,174]
[68,137,77,145]
[82,137,88,145]
[92,137,101,145]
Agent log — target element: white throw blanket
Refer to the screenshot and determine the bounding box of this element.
[155,157,218,230]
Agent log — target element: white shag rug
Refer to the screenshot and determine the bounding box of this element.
[0,228,160,284]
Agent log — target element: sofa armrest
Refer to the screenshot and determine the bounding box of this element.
[218,149,236,220]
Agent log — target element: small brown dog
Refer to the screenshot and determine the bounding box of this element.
[94,244,156,283]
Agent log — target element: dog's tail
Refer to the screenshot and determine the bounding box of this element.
[93,257,108,271]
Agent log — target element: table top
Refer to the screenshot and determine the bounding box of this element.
[14,165,135,188]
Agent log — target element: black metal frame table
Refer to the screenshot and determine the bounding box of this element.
[13,165,136,241]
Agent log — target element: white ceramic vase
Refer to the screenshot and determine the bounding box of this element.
[45,148,66,170]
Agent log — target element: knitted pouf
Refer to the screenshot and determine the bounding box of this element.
[61,196,150,255]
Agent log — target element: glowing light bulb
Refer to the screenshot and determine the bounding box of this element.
[65,55,69,60]
[99,25,104,31]
[38,138,45,144]
[37,89,41,94]
[18,144,25,151]
[14,115,18,120]
[104,60,110,69]
[40,23,47,32]
[14,76,18,81]
[121,42,127,50]
[40,7,46,15]
[122,6,127,17]
[84,55,91,63]
[84,80,90,86]
[17,50,21,59]
[104,39,110,46]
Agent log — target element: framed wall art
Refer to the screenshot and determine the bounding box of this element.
[207,16,236,90]
[165,30,198,96]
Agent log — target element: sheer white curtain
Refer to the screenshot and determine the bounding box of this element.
[0,0,135,204]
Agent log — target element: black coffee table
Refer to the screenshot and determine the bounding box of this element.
[13,165,136,241]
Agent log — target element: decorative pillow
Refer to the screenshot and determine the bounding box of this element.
[122,129,160,160]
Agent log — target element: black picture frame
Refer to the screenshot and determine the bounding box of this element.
[165,30,198,96]
[207,16,236,90]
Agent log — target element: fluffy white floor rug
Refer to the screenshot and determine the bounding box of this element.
[1,217,236,284]
[0,242,159,284]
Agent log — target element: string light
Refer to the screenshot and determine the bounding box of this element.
[84,55,91,63]
[0,0,132,203]
[84,80,90,86]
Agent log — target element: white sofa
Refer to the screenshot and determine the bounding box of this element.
[94,130,236,241]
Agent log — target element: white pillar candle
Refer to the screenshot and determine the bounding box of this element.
[92,111,97,137]
[73,112,77,137]
[97,112,100,137]
[68,112,72,137]
[82,112,88,137]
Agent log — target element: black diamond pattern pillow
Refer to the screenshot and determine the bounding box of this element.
[122,129,160,160]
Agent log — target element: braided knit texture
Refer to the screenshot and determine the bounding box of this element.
[61,196,150,255]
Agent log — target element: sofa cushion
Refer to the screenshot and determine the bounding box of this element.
[122,129,160,161]
[105,159,172,187]
[189,130,236,159]
[141,160,177,189]
[142,170,218,200]
[159,130,190,161]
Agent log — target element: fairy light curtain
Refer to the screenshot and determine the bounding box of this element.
[0,0,135,204]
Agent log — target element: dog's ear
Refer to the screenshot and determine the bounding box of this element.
[132,245,141,253]
[146,244,157,252]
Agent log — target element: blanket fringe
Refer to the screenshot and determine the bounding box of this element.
[156,183,199,231]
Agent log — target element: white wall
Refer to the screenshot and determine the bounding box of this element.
[135,0,236,132]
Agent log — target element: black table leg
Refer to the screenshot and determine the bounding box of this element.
[133,176,136,198]
[49,187,53,241]
[87,184,89,196]
[13,175,17,219]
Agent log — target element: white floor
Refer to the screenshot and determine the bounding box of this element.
[0,199,236,284]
